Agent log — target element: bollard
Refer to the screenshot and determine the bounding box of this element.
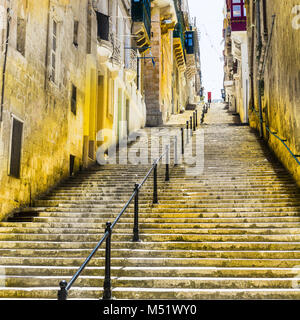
[58,280,68,300]
[186,121,189,144]
[193,112,196,131]
[181,127,184,155]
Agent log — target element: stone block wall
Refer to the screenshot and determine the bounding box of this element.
[247,0,300,185]
[0,0,94,220]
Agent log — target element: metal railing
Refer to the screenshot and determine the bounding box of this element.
[125,49,138,73]
[110,32,121,64]
[57,108,202,300]
[252,108,300,166]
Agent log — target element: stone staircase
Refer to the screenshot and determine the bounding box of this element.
[1,103,300,299]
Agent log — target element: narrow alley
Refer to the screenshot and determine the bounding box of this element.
[0,0,299,305]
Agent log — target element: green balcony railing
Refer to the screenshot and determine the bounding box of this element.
[131,0,151,40]
[173,22,185,52]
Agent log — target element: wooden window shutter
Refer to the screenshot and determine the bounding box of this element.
[10,118,23,178]
[71,84,77,115]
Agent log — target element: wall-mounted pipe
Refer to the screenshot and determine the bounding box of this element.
[0,8,11,122]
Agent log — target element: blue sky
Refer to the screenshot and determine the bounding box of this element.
[188,0,225,100]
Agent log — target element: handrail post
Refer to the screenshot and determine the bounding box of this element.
[195,110,198,127]
[165,145,170,182]
[193,112,196,131]
[58,280,68,300]
[133,184,140,242]
[190,116,193,137]
[174,135,178,166]
[186,121,189,144]
[153,164,158,204]
[103,222,112,300]
[181,127,184,155]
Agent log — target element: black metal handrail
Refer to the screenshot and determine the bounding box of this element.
[57,109,202,300]
[252,108,300,166]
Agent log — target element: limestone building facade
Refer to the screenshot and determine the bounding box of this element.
[246,0,300,185]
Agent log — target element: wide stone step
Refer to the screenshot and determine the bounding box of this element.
[9,214,300,224]
[1,232,300,242]
[0,240,299,251]
[3,221,300,229]
[1,248,300,259]
[0,256,300,268]
[1,275,299,290]
[23,207,300,215]
[1,226,300,236]
[48,192,299,199]
[2,265,300,278]
[1,287,300,300]
[40,197,300,206]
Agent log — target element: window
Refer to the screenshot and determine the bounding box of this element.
[71,84,77,115]
[73,20,79,47]
[233,5,242,17]
[96,11,109,41]
[231,0,245,18]
[51,20,57,82]
[9,117,23,178]
[88,141,95,160]
[17,17,26,56]
[185,31,194,54]
[70,155,75,176]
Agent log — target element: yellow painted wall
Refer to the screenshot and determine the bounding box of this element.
[0,0,95,220]
[248,0,300,185]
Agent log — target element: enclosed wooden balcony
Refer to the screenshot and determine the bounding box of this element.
[131,0,151,52]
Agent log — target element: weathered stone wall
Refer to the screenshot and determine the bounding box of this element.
[247,0,300,185]
[0,0,94,220]
[144,7,163,127]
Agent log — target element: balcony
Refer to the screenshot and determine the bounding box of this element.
[125,49,138,82]
[229,0,247,32]
[173,23,186,71]
[96,11,113,63]
[106,33,122,76]
[131,0,151,52]
[185,31,195,55]
[110,33,121,65]
[186,55,196,79]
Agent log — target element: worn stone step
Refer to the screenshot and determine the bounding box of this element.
[3,221,300,229]
[0,240,299,251]
[2,265,300,278]
[9,214,300,224]
[0,256,300,268]
[1,248,300,259]
[2,227,300,236]
[1,275,299,290]
[2,232,300,242]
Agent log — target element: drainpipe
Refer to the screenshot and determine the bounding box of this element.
[0,7,11,122]
[256,0,264,139]
[44,0,51,90]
